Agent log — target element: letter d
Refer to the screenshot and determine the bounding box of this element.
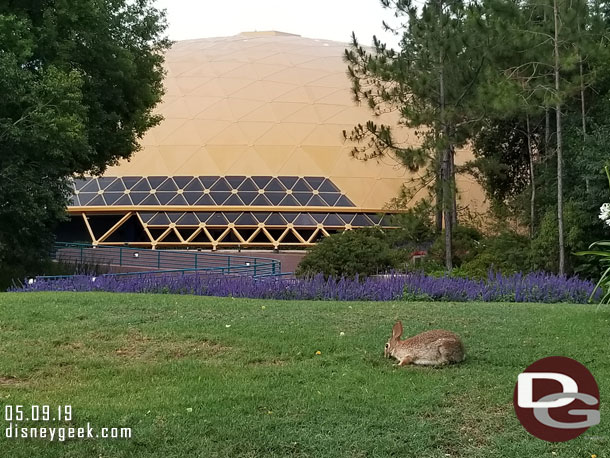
[518,372,578,408]
[5,423,12,438]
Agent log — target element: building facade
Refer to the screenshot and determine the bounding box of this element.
[62,32,485,249]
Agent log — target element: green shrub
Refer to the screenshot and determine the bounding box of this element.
[529,202,590,274]
[459,231,531,278]
[296,228,403,278]
[428,225,483,266]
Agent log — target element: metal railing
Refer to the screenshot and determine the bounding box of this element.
[46,242,281,279]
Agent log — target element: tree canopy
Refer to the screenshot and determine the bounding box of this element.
[0,1,170,268]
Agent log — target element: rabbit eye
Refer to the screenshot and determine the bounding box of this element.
[385,343,389,348]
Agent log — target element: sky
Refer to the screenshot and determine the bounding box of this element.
[154,0,401,48]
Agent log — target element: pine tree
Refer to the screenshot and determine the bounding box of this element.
[344,0,486,270]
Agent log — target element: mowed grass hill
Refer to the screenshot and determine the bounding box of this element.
[0,292,608,457]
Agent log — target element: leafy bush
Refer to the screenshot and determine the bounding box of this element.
[296,228,403,278]
[459,231,531,278]
[529,201,590,274]
[428,225,483,266]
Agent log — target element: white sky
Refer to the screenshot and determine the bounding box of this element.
[154,0,401,48]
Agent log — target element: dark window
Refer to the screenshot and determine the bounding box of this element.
[250,194,272,206]
[185,178,204,191]
[148,176,167,189]
[252,176,272,189]
[131,178,151,192]
[158,178,178,191]
[238,177,258,192]
[225,176,246,189]
[239,191,258,205]
[265,178,286,192]
[304,176,325,190]
[278,176,298,189]
[292,192,312,206]
[307,195,328,206]
[211,178,231,192]
[122,176,142,190]
[319,178,340,193]
[174,176,194,189]
[292,178,312,192]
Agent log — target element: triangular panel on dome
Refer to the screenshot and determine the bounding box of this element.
[98,177,118,190]
[168,194,189,206]
[278,176,298,190]
[130,192,149,205]
[104,192,124,205]
[157,178,178,191]
[283,105,322,124]
[352,214,375,227]
[279,195,300,206]
[210,178,231,192]
[199,176,219,190]
[207,213,228,226]
[154,191,174,205]
[323,214,345,227]
[147,176,166,190]
[231,80,297,102]
[252,176,272,189]
[225,176,246,189]
[238,178,257,192]
[138,212,156,224]
[252,212,271,223]
[224,194,245,206]
[176,213,200,226]
[122,177,142,190]
[195,212,213,223]
[81,194,106,207]
[265,213,287,226]
[183,95,222,119]
[306,195,328,207]
[335,195,355,207]
[250,194,273,206]
[265,178,286,192]
[277,149,325,177]
[194,194,217,206]
[211,192,232,205]
[131,178,151,192]
[205,145,248,174]
[235,212,258,226]
[173,176,194,190]
[113,194,134,206]
[223,212,241,223]
[238,104,280,123]
[105,179,126,192]
[293,213,317,226]
[149,212,171,226]
[239,191,258,205]
[181,192,201,205]
[79,179,100,193]
[140,194,161,206]
[183,177,204,192]
[292,192,312,206]
[264,192,285,206]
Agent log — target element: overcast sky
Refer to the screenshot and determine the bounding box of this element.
[154,0,401,48]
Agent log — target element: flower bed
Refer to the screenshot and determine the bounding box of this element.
[11,271,600,303]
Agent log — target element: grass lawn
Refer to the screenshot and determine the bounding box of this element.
[0,292,608,457]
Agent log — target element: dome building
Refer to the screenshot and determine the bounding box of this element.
[62,32,485,249]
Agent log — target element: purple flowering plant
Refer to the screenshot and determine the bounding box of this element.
[12,270,599,303]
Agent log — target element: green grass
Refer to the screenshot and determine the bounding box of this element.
[0,292,608,457]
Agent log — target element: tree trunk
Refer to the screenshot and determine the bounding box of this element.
[526,115,535,239]
[554,0,565,275]
[438,0,452,270]
[450,146,458,227]
[435,159,443,233]
[442,146,453,270]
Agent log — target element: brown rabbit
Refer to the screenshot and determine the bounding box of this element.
[384,321,465,366]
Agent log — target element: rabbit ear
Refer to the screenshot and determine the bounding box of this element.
[392,321,403,339]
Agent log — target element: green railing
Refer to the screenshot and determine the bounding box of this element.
[46,242,281,279]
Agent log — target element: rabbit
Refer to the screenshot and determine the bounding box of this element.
[384,320,465,366]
